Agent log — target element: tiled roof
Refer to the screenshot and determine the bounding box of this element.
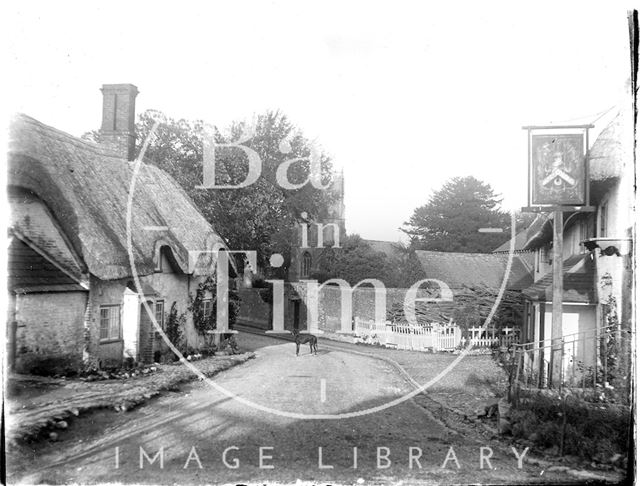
[8,114,229,280]
[523,214,553,251]
[493,229,530,253]
[414,250,534,292]
[521,254,595,303]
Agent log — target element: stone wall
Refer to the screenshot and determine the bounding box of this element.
[14,291,87,373]
[238,284,432,332]
[87,277,126,365]
[318,286,422,331]
[237,288,271,329]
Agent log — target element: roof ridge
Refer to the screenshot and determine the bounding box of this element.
[416,250,504,257]
[11,113,122,159]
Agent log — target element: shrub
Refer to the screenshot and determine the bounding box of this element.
[511,390,631,460]
[219,335,239,354]
[165,302,185,349]
[81,355,101,374]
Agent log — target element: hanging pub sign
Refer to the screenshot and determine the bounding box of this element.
[525,125,591,207]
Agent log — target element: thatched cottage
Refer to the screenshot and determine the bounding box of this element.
[7,84,233,372]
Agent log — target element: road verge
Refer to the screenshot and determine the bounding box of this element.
[6,353,255,443]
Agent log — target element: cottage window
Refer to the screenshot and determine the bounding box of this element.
[155,300,165,329]
[201,299,212,318]
[155,246,168,272]
[301,252,312,278]
[155,251,163,272]
[99,305,121,342]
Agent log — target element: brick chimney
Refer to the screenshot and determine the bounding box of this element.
[99,84,138,160]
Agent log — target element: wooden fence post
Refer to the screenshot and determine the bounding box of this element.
[515,347,522,404]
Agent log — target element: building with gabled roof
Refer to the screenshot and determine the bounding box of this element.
[521,254,596,304]
[492,228,533,254]
[414,250,534,293]
[7,84,233,372]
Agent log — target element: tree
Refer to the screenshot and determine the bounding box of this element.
[402,176,513,253]
[314,235,387,285]
[87,110,337,275]
[313,235,427,287]
[384,242,428,288]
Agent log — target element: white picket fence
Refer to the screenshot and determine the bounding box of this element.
[354,317,462,352]
[466,326,520,348]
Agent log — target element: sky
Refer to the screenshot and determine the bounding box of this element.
[3,1,633,241]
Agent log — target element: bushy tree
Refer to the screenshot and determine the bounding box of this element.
[314,235,386,284]
[88,110,336,274]
[402,176,512,253]
[313,235,426,287]
[384,242,428,287]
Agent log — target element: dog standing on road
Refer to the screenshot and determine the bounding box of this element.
[291,328,318,356]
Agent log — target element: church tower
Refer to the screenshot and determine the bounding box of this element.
[289,169,346,282]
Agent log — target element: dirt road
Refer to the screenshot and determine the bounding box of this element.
[8,333,575,485]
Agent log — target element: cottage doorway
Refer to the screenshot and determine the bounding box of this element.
[138,300,155,364]
[562,312,580,383]
[293,300,301,331]
[543,310,581,384]
[122,288,140,363]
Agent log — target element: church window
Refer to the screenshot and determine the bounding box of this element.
[301,252,312,278]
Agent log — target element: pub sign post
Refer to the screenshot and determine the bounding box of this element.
[522,124,593,387]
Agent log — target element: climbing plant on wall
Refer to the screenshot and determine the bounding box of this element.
[165,302,185,349]
[602,294,620,384]
[189,276,241,336]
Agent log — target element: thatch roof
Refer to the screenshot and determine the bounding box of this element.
[414,250,533,292]
[8,114,228,280]
[588,111,630,182]
[9,188,86,281]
